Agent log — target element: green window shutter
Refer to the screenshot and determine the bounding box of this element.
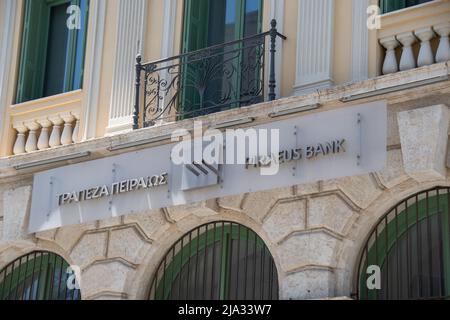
[380,0,433,14]
[16,0,50,104]
[16,0,89,104]
[182,0,210,53]
[380,0,405,14]
[70,0,90,90]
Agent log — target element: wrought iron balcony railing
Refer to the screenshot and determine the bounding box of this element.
[133,20,286,128]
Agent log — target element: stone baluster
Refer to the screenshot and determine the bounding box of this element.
[397,32,417,71]
[380,36,400,75]
[72,113,80,143]
[24,121,40,153]
[415,27,435,67]
[13,123,27,155]
[61,113,75,146]
[49,115,64,148]
[434,22,450,63]
[37,118,52,150]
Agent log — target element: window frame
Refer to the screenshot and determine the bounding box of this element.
[16,0,89,104]
[380,0,435,14]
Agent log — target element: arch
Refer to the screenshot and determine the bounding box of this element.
[148,221,279,300]
[356,187,450,300]
[0,251,81,300]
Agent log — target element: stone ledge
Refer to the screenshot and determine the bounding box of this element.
[0,62,449,180]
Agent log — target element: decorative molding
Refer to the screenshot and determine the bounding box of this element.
[351,0,370,82]
[0,0,17,147]
[161,0,177,59]
[278,227,345,246]
[82,0,107,140]
[107,0,148,134]
[294,0,335,96]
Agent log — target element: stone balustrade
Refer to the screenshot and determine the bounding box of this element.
[13,112,80,155]
[380,22,450,75]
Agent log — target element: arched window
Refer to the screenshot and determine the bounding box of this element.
[0,251,81,300]
[149,222,279,300]
[357,187,450,300]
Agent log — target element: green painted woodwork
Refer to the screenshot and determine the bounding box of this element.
[359,192,450,300]
[154,224,271,300]
[380,0,433,14]
[0,252,80,300]
[16,0,89,104]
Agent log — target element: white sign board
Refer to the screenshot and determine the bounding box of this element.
[29,101,387,233]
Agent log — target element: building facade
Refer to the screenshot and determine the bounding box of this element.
[0,0,449,300]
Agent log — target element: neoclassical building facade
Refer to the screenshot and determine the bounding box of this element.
[0,0,450,300]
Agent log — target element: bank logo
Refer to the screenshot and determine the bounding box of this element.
[171,121,347,177]
[171,121,280,176]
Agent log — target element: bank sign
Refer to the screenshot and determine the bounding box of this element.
[29,101,387,233]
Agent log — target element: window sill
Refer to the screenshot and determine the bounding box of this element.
[379,0,450,37]
[10,90,83,116]
[8,90,84,156]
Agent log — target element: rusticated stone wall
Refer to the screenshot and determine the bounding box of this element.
[1,100,450,300]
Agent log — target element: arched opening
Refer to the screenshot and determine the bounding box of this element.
[149,221,279,300]
[0,251,81,300]
[357,187,450,300]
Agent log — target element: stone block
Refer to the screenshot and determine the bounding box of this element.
[277,232,338,272]
[308,195,355,235]
[71,231,108,269]
[398,105,449,182]
[2,186,32,241]
[108,227,151,264]
[82,260,133,299]
[281,269,334,300]
[166,199,219,222]
[263,199,306,243]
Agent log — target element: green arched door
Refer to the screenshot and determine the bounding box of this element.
[0,251,81,300]
[358,187,450,300]
[149,222,278,300]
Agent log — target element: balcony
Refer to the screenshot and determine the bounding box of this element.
[132,20,286,129]
[11,91,82,156]
[378,0,450,75]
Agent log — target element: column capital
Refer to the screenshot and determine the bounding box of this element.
[24,120,41,132]
[434,22,450,37]
[396,32,417,47]
[13,122,28,133]
[49,115,64,126]
[380,36,399,50]
[60,112,76,124]
[415,27,436,42]
[36,118,53,128]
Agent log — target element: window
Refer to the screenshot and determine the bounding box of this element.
[380,0,434,14]
[358,187,450,300]
[0,251,81,300]
[180,0,263,118]
[149,222,279,300]
[16,0,89,104]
